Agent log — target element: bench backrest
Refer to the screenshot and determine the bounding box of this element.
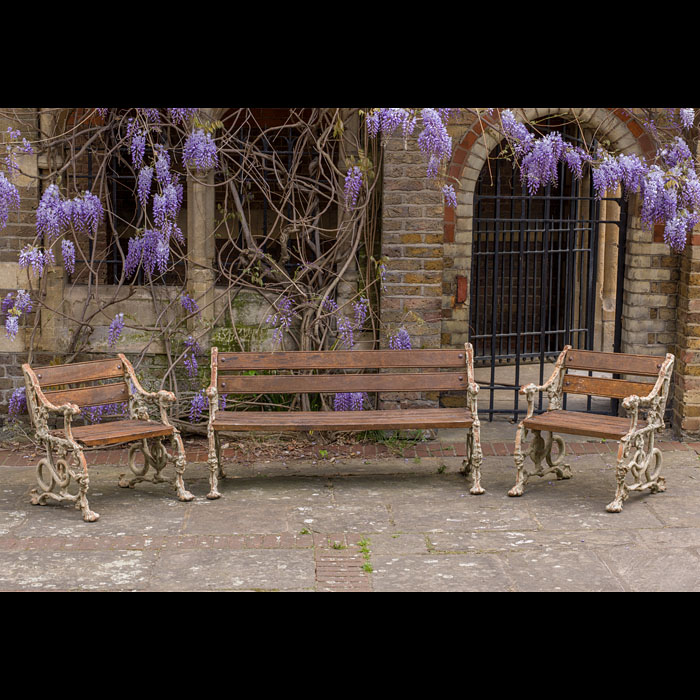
[561,348,669,399]
[25,357,130,408]
[212,348,475,397]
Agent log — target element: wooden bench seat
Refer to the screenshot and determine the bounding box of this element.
[523,410,647,440]
[205,344,484,500]
[508,345,674,513]
[53,419,175,448]
[22,354,193,522]
[212,408,474,432]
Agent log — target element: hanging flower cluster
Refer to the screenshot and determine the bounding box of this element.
[344,165,363,210]
[108,313,125,347]
[183,335,200,379]
[266,295,298,345]
[189,389,208,422]
[180,293,199,314]
[365,107,456,208]
[388,327,412,350]
[501,108,700,252]
[333,392,368,411]
[183,129,219,172]
[8,386,26,416]
[82,402,128,424]
[2,290,32,339]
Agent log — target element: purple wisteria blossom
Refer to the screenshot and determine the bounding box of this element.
[181,293,199,314]
[680,108,695,130]
[442,183,458,208]
[4,127,33,178]
[183,129,218,172]
[8,386,26,416]
[353,296,369,329]
[189,390,208,422]
[183,335,200,379]
[417,108,453,178]
[130,130,146,170]
[388,327,412,350]
[108,313,125,347]
[68,191,104,237]
[266,295,297,344]
[124,229,171,278]
[3,290,31,340]
[333,392,368,411]
[154,146,171,185]
[344,166,363,210]
[168,108,199,124]
[61,238,76,275]
[137,166,153,208]
[82,402,128,424]
[36,184,69,240]
[19,245,54,277]
[0,172,20,229]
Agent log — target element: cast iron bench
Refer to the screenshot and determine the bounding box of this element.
[22,354,194,522]
[508,345,675,512]
[205,344,484,500]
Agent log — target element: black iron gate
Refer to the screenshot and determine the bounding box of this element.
[468,138,628,422]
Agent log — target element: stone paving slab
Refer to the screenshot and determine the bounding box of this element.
[0,425,699,592]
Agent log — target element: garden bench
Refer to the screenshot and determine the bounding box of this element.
[205,344,484,500]
[508,345,675,512]
[21,354,194,522]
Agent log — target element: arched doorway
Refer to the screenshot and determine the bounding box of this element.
[468,118,628,421]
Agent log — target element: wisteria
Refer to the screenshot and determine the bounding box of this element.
[19,245,54,277]
[353,296,369,329]
[8,387,26,416]
[108,313,125,347]
[130,130,146,170]
[61,239,76,275]
[333,392,368,411]
[442,183,457,208]
[501,109,700,252]
[183,129,219,172]
[137,166,153,208]
[3,289,32,340]
[417,108,453,178]
[181,293,199,314]
[344,166,363,210]
[681,108,695,130]
[82,402,128,424]
[189,390,208,422]
[0,172,20,229]
[266,295,297,345]
[183,335,200,379]
[388,327,412,350]
[168,108,199,124]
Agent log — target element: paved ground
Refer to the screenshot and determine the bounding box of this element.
[1,418,699,592]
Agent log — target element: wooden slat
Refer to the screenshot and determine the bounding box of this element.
[218,371,468,395]
[213,408,473,432]
[562,374,654,399]
[217,349,467,370]
[32,358,126,387]
[524,410,645,440]
[54,419,173,447]
[43,381,130,408]
[564,349,664,376]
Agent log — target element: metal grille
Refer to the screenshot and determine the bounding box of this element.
[469,130,627,421]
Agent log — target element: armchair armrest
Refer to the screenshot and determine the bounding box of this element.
[118,353,174,407]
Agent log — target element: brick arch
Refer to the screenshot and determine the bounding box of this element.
[443,107,655,244]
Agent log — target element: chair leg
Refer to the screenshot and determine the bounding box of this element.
[169,432,194,502]
[206,426,222,500]
[30,444,99,522]
[607,433,665,513]
[509,428,570,497]
[462,425,485,495]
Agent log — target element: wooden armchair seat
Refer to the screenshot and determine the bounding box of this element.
[22,354,193,522]
[509,345,674,513]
